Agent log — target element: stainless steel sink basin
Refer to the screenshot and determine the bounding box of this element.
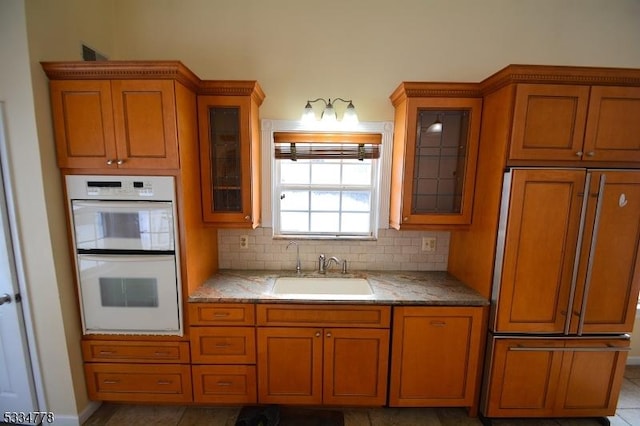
[271,276,373,299]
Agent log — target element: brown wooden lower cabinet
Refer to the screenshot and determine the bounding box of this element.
[84,363,192,403]
[256,326,389,406]
[482,337,629,418]
[388,306,486,413]
[255,304,391,406]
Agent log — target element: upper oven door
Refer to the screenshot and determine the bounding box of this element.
[71,200,175,251]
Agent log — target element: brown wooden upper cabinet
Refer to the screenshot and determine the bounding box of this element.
[48,79,180,170]
[389,83,482,229]
[510,84,640,162]
[197,82,264,228]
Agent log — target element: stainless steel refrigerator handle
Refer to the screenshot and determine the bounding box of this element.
[509,346,630,353]
[577,173,607,336]
[564,173,591,335]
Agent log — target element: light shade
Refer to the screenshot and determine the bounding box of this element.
[342,102,359,124]
[301,102,316,123]
[426,117,443,133]
[321,101,337,124]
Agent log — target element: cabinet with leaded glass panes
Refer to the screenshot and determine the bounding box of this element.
[389,83,482,228]
[197,81,265,227]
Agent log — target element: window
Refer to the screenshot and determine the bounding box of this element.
[273,144,380,239]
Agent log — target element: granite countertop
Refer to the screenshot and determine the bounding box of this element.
[189,270,489,306]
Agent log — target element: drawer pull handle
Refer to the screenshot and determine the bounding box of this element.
[154,351,171,356]
[216,381,232,387]
[430,321,447,327]
[99,350,116,355]
[157,380,173,385]
[213,312,230,317]
[215,343,231,348]
[103,380,120,384]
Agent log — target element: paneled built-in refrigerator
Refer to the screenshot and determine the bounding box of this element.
[480,168,640,421]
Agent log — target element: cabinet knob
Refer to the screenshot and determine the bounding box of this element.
[403,217,409,221]
[326,332,332,338]
[116,159,125,165]
[315,331,321,337]
[576,151,584,157]
[586,151,595,157]
[244,215,251,221]
[106,159,115,165]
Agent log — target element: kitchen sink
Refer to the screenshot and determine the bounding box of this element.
[271,276,374,299]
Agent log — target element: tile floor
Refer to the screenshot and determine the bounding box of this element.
[83,366,640,426]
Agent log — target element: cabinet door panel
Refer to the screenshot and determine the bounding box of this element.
[50,80,117,169]
[198,95,256,227]
[583,86,640,162]
[111,80,178,169]
[389,306,484,408]
[555,340,629,416]
[496,169,586,333]
[256,327,322,405]
[574,171,640,333]
[484,339,563,417]
[323,328,388,406]
[509,84,590,161]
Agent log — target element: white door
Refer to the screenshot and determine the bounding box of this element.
[0,103,38,420]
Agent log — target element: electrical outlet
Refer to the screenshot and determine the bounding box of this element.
[422,237,436,252]
[240,235,249,249]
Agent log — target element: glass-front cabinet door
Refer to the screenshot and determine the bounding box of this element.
[197,82,264,227]
[390,89,482,228]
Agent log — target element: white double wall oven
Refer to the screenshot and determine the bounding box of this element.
[66,175,183,335]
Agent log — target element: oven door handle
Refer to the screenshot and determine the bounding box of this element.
[77,254,176,262]
[72,200,173,210]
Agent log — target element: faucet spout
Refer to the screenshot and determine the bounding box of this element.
[318,254,340,274]
[287,241,301,273]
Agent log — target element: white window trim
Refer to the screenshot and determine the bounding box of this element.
[261,119,394,233]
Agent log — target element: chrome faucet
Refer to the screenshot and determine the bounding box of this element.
[318,254,340,274]
[286,241,301,273]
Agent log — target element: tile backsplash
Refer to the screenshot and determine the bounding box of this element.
[218,228,449,272]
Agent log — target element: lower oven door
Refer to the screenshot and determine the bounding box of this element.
[77,254,180,335]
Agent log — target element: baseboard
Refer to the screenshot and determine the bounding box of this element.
[627,356,640,366]
[78,401,102,424]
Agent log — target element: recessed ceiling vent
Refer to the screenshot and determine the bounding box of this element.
[82,44,108,61]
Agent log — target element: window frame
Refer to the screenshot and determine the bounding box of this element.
[261,120,394,240]
[273,153,380,239]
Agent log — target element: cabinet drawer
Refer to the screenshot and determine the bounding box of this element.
[256,304,390,328]
[84,363,192,403]
[192,365,257,404]
[191,327,256,364]
[81,340,190,363]
[189,303,255,326]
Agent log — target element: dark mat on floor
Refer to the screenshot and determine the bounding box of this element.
[235,405,344,426]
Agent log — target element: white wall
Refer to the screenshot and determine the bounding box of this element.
[10,0,640,419]
[111,0,640,121]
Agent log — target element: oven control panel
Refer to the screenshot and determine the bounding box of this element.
[86,179,154,197]
[66,175,176,201]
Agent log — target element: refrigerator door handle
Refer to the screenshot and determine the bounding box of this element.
[577,173,607,336]
[564,172,591,335]
[510,345,629,352]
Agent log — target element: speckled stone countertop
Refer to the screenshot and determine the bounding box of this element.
[189,270,488,306]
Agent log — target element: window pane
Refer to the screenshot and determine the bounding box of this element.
[342,162,372,185]
[281,162,310,184]
[342,192,370,211]
[341,213,370,233]
[310,212,339,232]
[311,163,340,184]
[281,212,309,232]
[281,190,309,211]
[311,191,340,211]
